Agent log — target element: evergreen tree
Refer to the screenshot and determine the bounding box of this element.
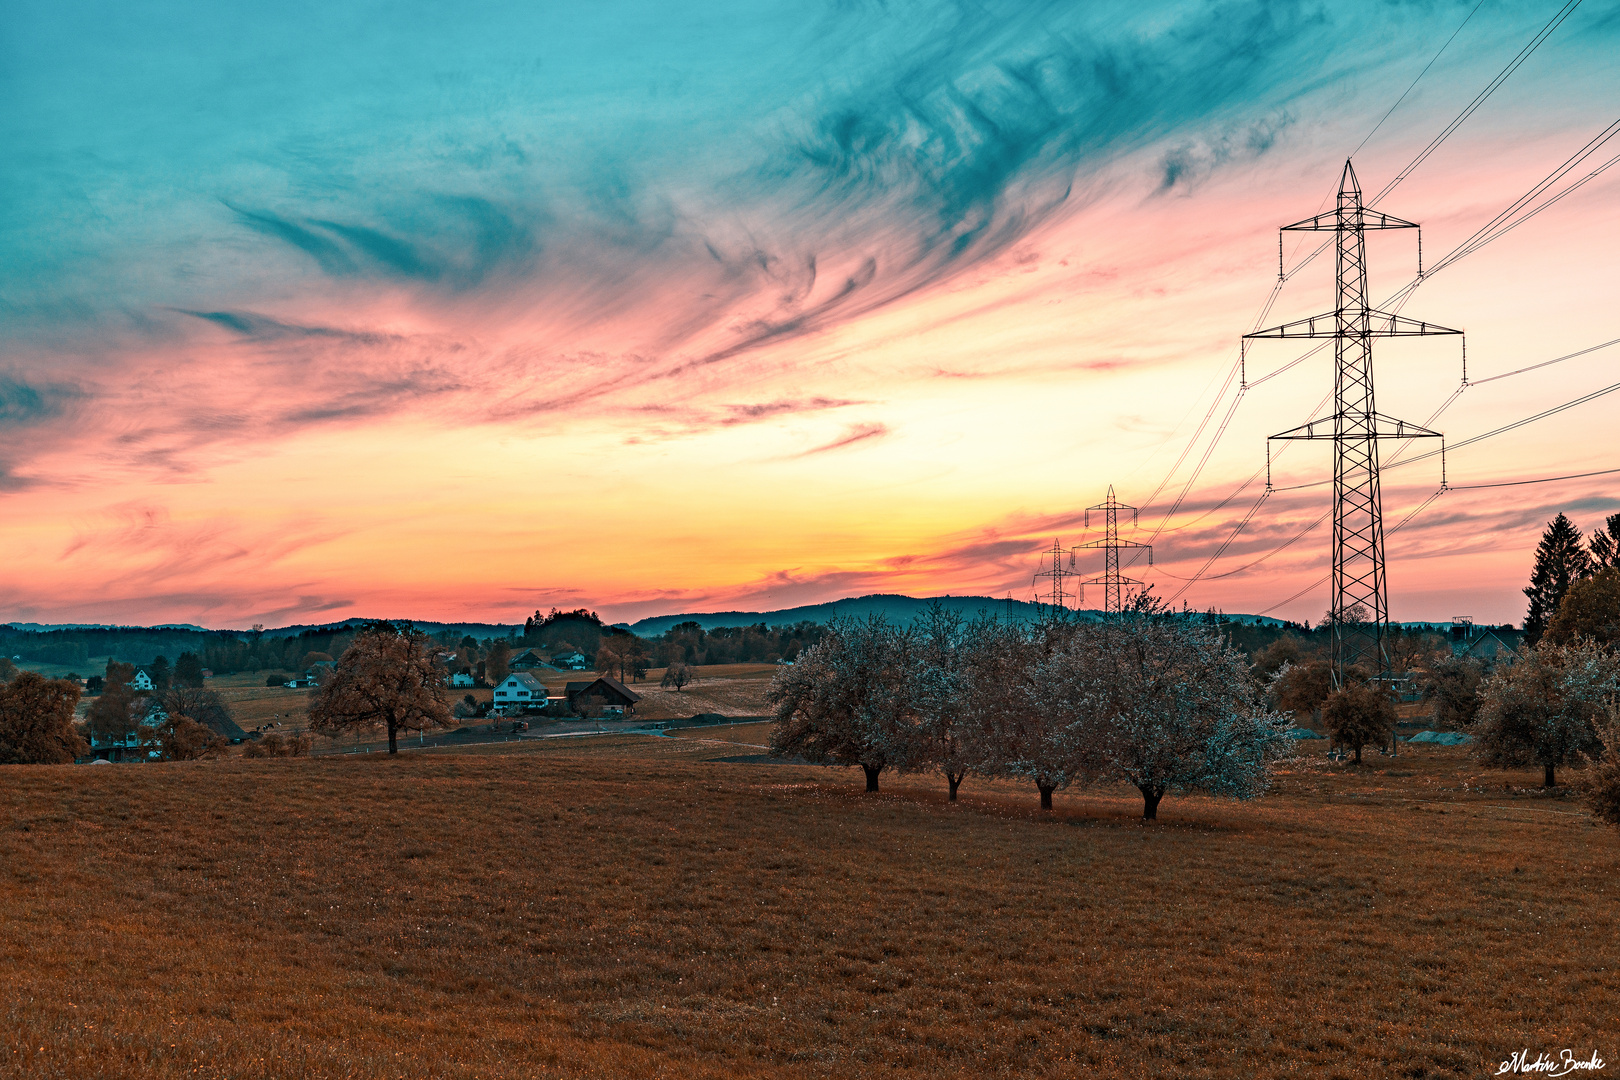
[173,652,206,688]
[1589,512,1620,570]
[1524,514,1594,645]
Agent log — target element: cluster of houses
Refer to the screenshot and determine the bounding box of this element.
[490,672,640,718]
[88,666,249,762]
[510,647,589,671]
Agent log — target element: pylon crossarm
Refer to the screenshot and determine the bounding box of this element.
[1363,309,1462,336]
[1269,411,1443,441]
[1245,309,1461,340]
[1243,312,1337,340]
[1080,538,1150,550]
[1281,208,1419,232]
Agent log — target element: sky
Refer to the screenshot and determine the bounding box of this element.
[3,0,1620,629]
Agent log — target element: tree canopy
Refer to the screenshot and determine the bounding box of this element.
[1545,565,1620,647]
[0,672,87,764]
[307,622,451,754]
[1474,642,1611,787]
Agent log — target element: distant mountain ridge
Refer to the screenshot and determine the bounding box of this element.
[625,594,1125,636]
[10,601,1481,640]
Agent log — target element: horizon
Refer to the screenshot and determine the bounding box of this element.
[5,2,1619,628]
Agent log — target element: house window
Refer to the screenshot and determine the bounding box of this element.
[496,691,507,697]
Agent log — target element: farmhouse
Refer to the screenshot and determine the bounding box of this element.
[551,650,589,670]
[565,676,641,716]
[492,672,549,711]
[1451,625,1522,663]
[449,672,475,688]
[129,669,154,691]
[509,649,554,671]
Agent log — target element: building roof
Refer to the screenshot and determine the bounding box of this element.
[501,672,548,693]
[567,676,642,705]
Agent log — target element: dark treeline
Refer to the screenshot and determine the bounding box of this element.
[4,611,1496,681]
[0,625,369,678]
[648,621,828,667]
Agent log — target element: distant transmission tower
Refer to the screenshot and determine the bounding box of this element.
[1080,486,1152,614]
[1244,161,1457,687]
[1032,539,1077,609]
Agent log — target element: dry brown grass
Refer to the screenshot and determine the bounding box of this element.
[2,736,1616,1079]
[634,664,778,720]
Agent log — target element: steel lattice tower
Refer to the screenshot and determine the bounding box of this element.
[1032,539,1077,609]
[1244,161,1457,686]
[1080,486,1151,614]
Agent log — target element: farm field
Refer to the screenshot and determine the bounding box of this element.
[2,735,1614,1079]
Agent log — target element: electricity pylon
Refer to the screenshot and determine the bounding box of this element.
[1080,486,1151,614]
[1032,539,1077,609]
[1244,160,1457,687]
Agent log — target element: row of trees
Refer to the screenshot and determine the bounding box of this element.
[767,607,1293,819]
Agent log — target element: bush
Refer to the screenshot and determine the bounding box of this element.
[267,673,290,687]
[1322,683,1395,763]
[1578,718,1620,826]
[241,732,312,758]
[155,715,226,761]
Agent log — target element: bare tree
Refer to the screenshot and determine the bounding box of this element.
[0,672,87,764]
[660,662,694,692]
[307,621,452,754]
[162,686,238,739]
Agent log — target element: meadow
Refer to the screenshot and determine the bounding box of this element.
[1,728,1615,1079]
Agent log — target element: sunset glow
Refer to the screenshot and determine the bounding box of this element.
[5,0,1619,627]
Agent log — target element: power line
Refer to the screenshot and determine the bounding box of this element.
[1130,3,1591,599]
[1261,333,1620,492]
[1254,486,1447,617]
[1163,490,1270,606]
[1370,0,1586,206]
[1395,375,1620,468]
[1448,466,1620,490]
[1428,124,1620,275]
[1468,336,1620,385]
[1349,0,1488,160]
[1155,506,1330,582]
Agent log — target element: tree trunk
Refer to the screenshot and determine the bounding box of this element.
[1037,780,1055,810]
[1139,784,1164,820]
[388,720,399,755]
[1353,744,1362,764]
[1544,762,1556,788]
[862,764,882,793]
[947,772,963,801]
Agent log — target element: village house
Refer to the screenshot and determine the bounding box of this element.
[1449,619,1522,663]
[129,668,154,691]
[551,649,589,670]
[492,672,549,712]
[564,676,641,717]
[449,671,475,688]
[509,649,553,671]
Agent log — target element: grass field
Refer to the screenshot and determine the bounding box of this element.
[2,731,1615,1079]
